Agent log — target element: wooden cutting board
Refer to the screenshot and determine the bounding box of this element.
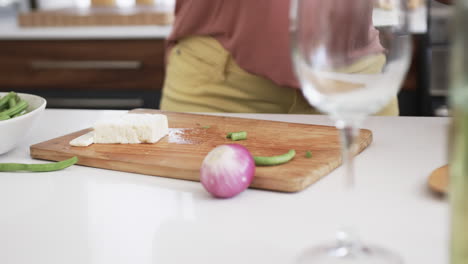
[30,110,373,193]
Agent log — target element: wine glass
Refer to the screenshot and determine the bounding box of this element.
[290,0,411,263]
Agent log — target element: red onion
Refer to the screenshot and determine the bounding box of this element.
[200,144,255,198]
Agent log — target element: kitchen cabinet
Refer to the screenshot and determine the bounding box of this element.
[0,11,171,109]
[0,39,166,108]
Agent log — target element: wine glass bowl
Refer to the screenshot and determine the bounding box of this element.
[291,0,411,123]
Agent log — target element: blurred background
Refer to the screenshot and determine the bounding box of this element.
[0,0,453,116]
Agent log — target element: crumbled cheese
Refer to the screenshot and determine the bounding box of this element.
[69,113,169,146]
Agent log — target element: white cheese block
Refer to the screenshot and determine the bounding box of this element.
[93,113,168,144]
[69,131,94,147]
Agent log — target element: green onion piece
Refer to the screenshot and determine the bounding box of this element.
[305,151,312,158]
[202,126,211,129]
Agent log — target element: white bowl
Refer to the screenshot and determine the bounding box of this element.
[0,92,47,155]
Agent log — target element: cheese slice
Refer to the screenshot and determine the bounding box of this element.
[93,113,168,144]
[69,113,169,146]
[70,131,94,147]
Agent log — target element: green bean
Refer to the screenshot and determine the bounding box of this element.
[8,97,16,108]
[12,110,26,118]
[305,150,312,158]
[0,92,29,121]
[0,99,28,117]
[254,150,296,166]
[0,156,78,172]
[0,92,15,109]
[227,131,247,141]
[0,114,10,120]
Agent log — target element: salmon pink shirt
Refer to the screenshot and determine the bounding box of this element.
[167,0,382,89]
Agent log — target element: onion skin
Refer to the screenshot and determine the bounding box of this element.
[200,144,255,198]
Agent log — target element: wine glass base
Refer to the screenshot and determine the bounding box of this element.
[296,243,403,264]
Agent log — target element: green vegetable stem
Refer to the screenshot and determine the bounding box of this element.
[0,156,78,172]
[226,131,247,141]
[253,149,296,166]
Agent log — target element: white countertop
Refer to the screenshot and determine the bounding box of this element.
[0,109,449,264]
[0,7,426,40]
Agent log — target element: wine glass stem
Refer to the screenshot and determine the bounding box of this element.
[338,122,360,191]
[335,120,362,252]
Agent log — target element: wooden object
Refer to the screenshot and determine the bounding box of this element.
[91,0,116,7]
[30,110,373,193]
[428,164,449,195]
[18,6,173,27]
[136,0,155,5]
[0,39,165,91]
